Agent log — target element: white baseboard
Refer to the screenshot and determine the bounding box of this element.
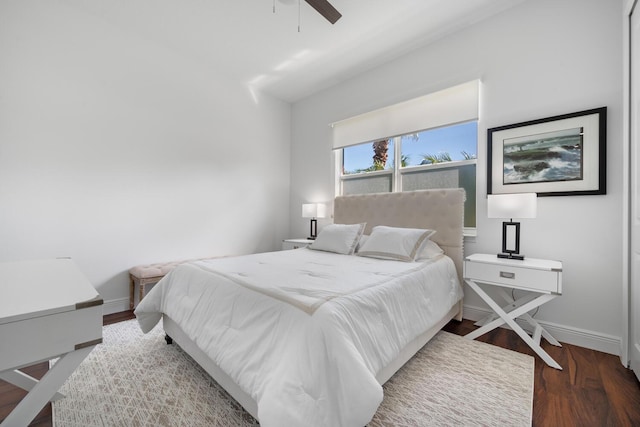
[462,304,622,357]
[102,297,131,316]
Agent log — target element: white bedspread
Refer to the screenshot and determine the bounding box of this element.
[135,248,463,427]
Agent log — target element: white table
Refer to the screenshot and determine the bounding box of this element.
[282,238,314,250]
[463,253,563,370]
[0,259,103,426]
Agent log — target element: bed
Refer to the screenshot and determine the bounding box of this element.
[134,188,465,426]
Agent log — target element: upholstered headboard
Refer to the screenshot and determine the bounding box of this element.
[333,189,465,281]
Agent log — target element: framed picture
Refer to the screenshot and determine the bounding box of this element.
[487,107,606,196]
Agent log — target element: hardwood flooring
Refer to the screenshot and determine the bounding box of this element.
[2,312,639,426]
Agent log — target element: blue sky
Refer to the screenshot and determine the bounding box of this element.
[343,121,477,173]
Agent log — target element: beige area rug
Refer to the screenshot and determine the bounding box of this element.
[53,319,533,426]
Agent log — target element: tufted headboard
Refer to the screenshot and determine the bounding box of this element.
[333,189,465,281]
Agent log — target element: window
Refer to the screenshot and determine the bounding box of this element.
[399,122,477,227]
[342,139,395,195]
[343,139,395,174]
[400,122,476,167]
[332,80,480,230]
[339,122,477,227]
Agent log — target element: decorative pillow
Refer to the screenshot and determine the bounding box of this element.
[416,239,445,260]
[357,226,436,262]
[308,223,366,255]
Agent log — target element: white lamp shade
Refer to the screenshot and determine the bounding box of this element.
[302,203,327,219]
[316,204,327,218]
[487,193,537,219]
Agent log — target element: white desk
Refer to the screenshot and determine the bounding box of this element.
[0,259,103,426]
[463,253,563,370]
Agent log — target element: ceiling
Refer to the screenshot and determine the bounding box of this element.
[60,0,525,103]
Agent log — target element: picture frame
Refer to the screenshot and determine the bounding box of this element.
[487,107,606,196]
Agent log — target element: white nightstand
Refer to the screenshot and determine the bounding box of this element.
[282,238,314,250]
[463,253,563,370]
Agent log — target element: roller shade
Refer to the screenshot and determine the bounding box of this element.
[332,80,480,149]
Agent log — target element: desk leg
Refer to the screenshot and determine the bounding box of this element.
[0,370,65,401]
[464,280,562,370]
[0,346,95,427]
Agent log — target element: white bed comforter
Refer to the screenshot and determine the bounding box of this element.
[135,248,463,427]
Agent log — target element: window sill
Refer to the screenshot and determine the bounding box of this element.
[463,227,477,243]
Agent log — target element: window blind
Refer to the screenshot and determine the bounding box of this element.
[332,80,480,149]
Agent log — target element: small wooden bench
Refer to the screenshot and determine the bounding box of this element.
[130,255,232,309]
[129,260,185,310]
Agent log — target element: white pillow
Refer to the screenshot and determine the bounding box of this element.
[355,234,369,252]
[357,226,436,262]
[308,223,366,255]
[416,240,445,260]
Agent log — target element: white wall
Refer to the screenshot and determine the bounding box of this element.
[0,1,291,312]
[290,0,624,354]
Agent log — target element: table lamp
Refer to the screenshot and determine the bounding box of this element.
[302,203,326,240]
[487,193,537,260]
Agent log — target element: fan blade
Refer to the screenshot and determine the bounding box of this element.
[304,0,342,24]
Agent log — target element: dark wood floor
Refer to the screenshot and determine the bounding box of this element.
[2,312,640,426]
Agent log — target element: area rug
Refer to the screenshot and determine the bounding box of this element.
[53,319,533,426]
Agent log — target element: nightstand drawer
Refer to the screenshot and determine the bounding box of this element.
[465,261,561,294]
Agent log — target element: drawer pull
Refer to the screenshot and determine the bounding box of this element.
[499,271,515,279]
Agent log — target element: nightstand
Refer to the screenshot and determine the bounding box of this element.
[463,253,563,370]
[282,238,314,250]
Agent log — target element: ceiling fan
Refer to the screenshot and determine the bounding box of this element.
[304,0,342,24]
[278,0,341,24]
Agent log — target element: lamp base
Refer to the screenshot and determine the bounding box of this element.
[497,253,525,260]
[308,218,318,240]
